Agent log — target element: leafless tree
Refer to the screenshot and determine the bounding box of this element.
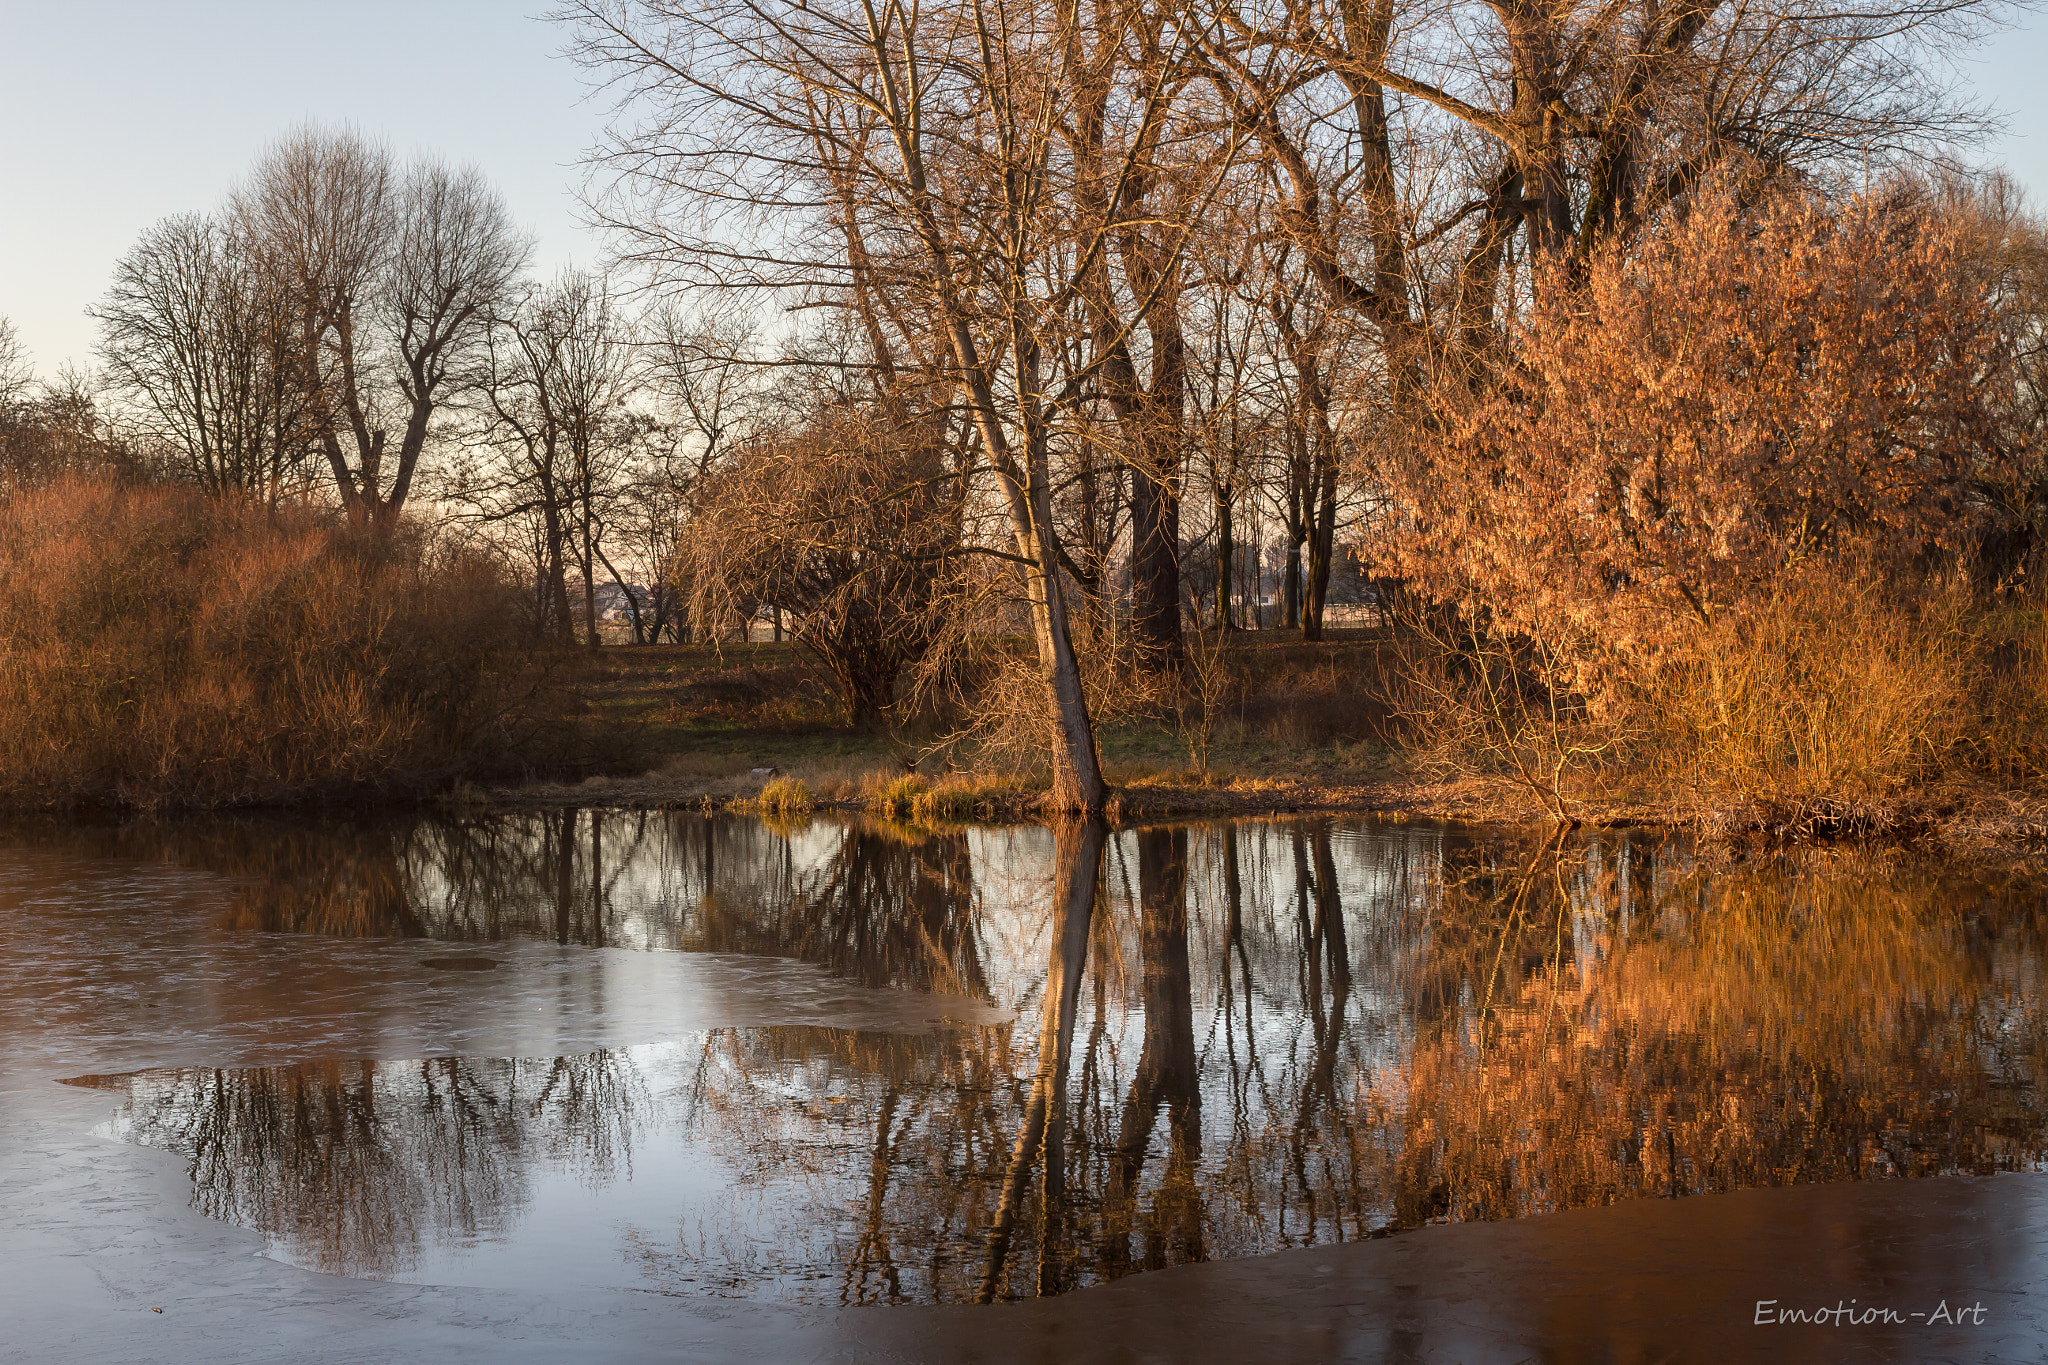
[0,317,30,419]
[93,213,315,501]
[468,270,639,648]
[237,126,529,528]
[1201,0,2014,367]
[640,311,773,642]
[558,0,1252,810]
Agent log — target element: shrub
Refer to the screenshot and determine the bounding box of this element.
[0,476,534,808]
[756,775,815,817]
[1382,181,2011,697]
[1639,572,1978,811]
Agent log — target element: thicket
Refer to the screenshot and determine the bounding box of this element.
[679,405,969,730]
[0,476,539,809]
[1375,185,2048,827]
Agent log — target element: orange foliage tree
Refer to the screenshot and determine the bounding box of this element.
[1384,184,2014,681]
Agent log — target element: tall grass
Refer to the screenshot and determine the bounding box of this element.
[754,774,815,817]
[866,772,1014,823]
[0,477,534,808]
[1644,575,1979,814]
[1384,568,2048,827]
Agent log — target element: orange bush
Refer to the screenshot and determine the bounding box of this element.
[1385,183,2011,687]
[0,477,534,807]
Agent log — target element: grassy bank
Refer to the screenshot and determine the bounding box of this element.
[482,634,1397,808]
[485,617,2048,854]
[10,479,2039,854]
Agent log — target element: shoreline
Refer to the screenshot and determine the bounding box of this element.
[473,767,2048,858]
[4,763,2040,863]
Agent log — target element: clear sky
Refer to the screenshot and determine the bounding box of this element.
[2,1,2045,378]
[0,2,604,378]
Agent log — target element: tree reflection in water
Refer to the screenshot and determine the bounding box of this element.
[57,813,2048,1302]
[69,1050,647,1280]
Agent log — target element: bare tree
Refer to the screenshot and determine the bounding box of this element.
[559,0,1247,810]
[469,270,638,649]
[641,311,771,643]
[238,126,529,528]
[93,213,315,501]
[0,317,30,419]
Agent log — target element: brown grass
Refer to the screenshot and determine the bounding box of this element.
[752,774,816,817]
[1642,574,1980,816]
[1383,568,2048,833]
[0,477,537,808]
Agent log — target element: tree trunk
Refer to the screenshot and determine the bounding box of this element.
[593,542,645,645]
[1302,456,1339,642]
[579,528,599,653]
[1128,457,1183,664]
[1214,489,1234,631]
[958,335,1107,814]
[1022,513,1108,813]
[543,497,574,644]
[1282,526,1303,632]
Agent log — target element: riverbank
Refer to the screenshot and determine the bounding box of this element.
[6,622,2041,857]
[482,763,2048,862]
[479,637,2048,857]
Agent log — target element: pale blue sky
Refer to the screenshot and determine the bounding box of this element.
[2,1,2044,376]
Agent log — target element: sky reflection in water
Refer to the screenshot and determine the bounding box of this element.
[57,812,2048,1303]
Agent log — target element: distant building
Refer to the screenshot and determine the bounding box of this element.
[592,582,650,622]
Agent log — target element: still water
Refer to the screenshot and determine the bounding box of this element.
[10,812,2046,1306]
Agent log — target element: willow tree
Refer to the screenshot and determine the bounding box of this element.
[682,406,967,729]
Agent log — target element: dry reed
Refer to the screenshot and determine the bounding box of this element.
[1384,567,2047,828]
[0,476,534,808]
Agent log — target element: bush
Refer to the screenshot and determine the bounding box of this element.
[1387,567,2048,825]
[755,774,815,817]
[1640,573,1979,812]
[0,477,534,808]
[1381,181,2010,698]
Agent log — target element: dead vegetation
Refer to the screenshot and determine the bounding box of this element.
[0,476,545,808]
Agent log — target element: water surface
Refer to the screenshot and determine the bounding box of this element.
[10,811,2044,1305]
